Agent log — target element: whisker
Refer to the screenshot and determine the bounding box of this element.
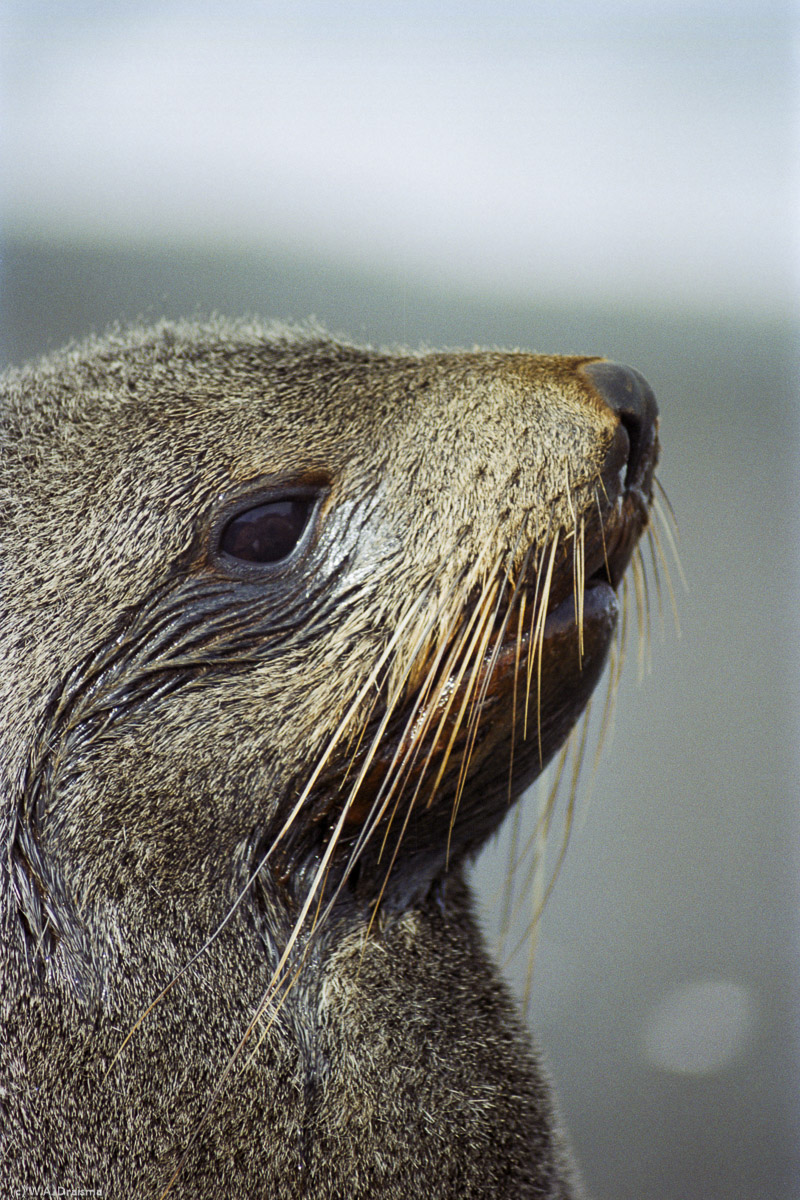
[631,548,647,682]
[447,590,503,847]
[529,533,560,763]
[576,515,585,665]
[654,475,679,531]
[340,689,383,789]
[521,707,591,1009]
[649,511,682,638]
[502,739,570,957]
[565,473,580,653]
[635,545,653,676]
[450,541,531,836]
[593,639,620,771]
[508,589,527,809]
[498,802,523,956]
[594,485,612,590]
[653,492,688,593]
[507,740,569,895]
[523,508,555,739]
[412,582,502,813]
[617,573,630,685]
[646,527,666,639]
[388,572,502,816]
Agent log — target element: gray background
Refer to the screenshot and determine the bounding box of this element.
[2,3,797,1198]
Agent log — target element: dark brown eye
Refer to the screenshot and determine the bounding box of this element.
[219,498,314,564]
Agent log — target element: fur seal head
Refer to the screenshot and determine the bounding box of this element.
[0,320,659,1196]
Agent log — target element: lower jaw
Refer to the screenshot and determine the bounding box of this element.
[441,579,620,836]
[542,577,619,642]
[390,580,621,869]
[291,579,621,896]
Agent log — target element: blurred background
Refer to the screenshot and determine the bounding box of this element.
[1,2,797,1197]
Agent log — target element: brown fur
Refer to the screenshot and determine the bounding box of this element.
[0,319,658,1197]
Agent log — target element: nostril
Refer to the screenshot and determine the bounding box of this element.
[617,410,644,490]
[579,359,659,492]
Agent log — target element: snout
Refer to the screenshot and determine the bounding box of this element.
[580,359,659,498]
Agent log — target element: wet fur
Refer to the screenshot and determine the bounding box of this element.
[0,320,660,1197]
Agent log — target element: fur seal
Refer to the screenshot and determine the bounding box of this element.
[0,320,659,1198]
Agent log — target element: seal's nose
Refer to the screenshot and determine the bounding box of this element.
[579,360,659,493]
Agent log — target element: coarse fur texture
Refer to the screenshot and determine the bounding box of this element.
[0,319,660,1198]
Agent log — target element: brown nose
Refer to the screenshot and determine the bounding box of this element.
[580,360,659,493]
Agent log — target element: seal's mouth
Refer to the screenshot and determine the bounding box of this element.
[303,461,653,852]
[477,470,651,723]
[507,403,657,664]
[290,363,661,874]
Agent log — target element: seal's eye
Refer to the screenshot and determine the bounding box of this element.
[219,498,314,564]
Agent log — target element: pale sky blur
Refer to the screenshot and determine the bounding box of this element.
[2,0,796,318]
